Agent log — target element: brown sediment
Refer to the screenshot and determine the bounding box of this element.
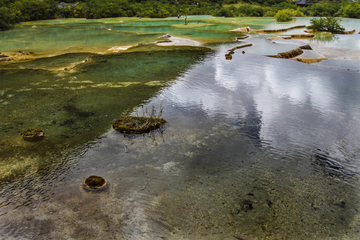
[287,34,314,38]
[137,42,156,46]
[113,116,167,134]
[344,29,355,34]
[295,58,326,63]
[0,51,37,62]
[235,36,249,40]
[155,40,172,44]
[256,25,306,33]
[228,43,253,52]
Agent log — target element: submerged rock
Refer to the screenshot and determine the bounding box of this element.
[21,128,44,142]
[159,34,171,38]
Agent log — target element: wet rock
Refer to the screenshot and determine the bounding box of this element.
[225,53,232,60]
[159,34,171,38]
[230,26,251,33]
[299,44,313,50]
[0,57,14,62]
[274,48,304,59]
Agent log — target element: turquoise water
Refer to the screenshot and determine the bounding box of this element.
[0,16,360,239]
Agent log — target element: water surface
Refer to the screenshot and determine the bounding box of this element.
[0,16,360,240]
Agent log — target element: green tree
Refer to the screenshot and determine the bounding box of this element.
[275,8,299,22]
[307,17,345,34]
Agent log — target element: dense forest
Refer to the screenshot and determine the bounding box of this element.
[1,0,360,30]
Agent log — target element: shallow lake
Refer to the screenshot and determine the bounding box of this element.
[0,16,360,239]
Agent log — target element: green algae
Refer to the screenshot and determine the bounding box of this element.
[0,46,211,180]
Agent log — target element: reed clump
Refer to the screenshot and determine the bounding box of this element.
[113,104,166,134]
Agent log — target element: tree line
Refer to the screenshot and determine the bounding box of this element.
[1,0,359,31]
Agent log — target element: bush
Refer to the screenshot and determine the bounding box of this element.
[307,17,345,34]
[275,9,297,22]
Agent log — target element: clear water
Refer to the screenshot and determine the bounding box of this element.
[1,16,360,240]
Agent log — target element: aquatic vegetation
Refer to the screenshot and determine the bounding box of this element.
[21,128,44,142]
[307,17,345,34]
[113,105,166,134]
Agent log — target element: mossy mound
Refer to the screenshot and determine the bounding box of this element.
[113,116,167,134]
[21,128,44,142]
[83,175,108,192]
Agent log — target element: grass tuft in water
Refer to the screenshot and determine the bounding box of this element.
[113,104,166,134]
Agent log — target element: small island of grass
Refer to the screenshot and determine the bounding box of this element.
[113,105,166,134]
[21,128,44,142]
